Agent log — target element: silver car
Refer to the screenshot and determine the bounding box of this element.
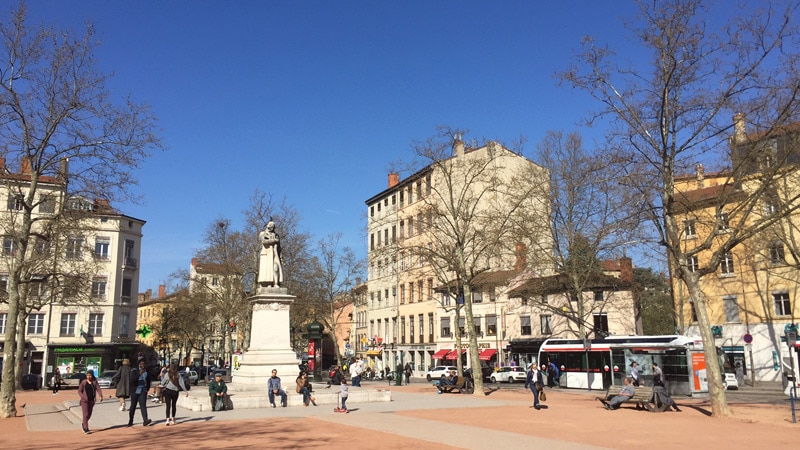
[96,370,118,389]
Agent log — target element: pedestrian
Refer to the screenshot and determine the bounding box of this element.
[652,362,665,387]
[404,362,412,385]
[296,371,316,406]
[160,363,188,425]
[78,370,103,434]
[547,359,560,387]
[208,373,228,411]
[51,367,62,395]
[268,369,287,407]
[339,378,349,412]
[350,359,363,387]
[152,365,168,403]
[629,361,640,386]
[128,359,153,427]
[113,358,132,411]
[525,363,544,410]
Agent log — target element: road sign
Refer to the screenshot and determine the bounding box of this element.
[743,333,753,344]
[788,331,798,347]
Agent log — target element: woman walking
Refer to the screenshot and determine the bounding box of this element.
[113,358,132,411]
[51,368,62,395]
[525,363,544,410]
[160,364,188,425]
[78,370,104,434]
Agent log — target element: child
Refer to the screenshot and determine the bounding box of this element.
[339,379,349,412]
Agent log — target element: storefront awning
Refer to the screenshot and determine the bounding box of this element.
[445,349,466,360]
[366,346,383,356]
[432,349,451,360]
[479,348,498,361]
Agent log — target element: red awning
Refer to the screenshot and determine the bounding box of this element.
[445,349,466,360]
[479,348,498,361]
[432,349,451,360]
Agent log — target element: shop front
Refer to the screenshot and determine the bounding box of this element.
[46,343,144,384]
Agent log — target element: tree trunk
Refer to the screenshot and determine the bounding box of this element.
[0,284,21,417]
[14,316,26,390]
[686,277,731,418]
[462,285,485,396]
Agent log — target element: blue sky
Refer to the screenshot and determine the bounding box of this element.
[20,1,681,292]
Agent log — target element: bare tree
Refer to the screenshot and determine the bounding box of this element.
[561,0,800,417]
[399,127,549,396]
[315,232,365,365]
[0,4,161,418]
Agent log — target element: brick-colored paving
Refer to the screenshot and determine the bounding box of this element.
[1,383,798,449]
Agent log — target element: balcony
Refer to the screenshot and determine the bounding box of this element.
[124,257,138,268]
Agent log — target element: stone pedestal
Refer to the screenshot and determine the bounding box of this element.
[232,286,299,386]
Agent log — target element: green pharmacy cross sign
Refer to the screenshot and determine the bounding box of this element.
[136,325,152,338]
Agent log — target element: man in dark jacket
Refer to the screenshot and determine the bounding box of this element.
[128,359,153,426]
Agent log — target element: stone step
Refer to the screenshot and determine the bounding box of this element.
[178,387,392,412]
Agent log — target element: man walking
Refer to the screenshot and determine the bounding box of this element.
[128,359,153,426]
[268,369,287,407]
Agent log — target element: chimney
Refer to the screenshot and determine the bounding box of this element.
[453,134,465,158]
[20,156,30,174]
[191,257,198,267]
[695,163,705,188]
[388,173,399,188]
[733,113,747,144]
[514,243,527,271]
[618,257,633,283]
[0,157,5,170]
[158,284,166,298]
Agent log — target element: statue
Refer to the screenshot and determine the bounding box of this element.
[257,220,283,287]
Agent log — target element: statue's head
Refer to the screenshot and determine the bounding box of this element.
[267,221,275,231]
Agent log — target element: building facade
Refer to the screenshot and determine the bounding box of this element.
[0,158,145,382]
[672,115,800,383]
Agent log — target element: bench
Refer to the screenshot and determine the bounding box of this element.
[602,386,669,412]
[434,376,471,394]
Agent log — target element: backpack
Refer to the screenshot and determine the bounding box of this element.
[329,368,337,378]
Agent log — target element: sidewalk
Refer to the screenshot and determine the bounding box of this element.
[2,382,799,449]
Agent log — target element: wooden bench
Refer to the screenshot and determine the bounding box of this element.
[602,386,668,412]
[434,376,471,394]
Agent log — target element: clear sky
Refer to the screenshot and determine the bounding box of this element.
[18,0,721,292]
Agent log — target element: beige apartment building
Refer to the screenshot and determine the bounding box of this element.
[0,157,144,383]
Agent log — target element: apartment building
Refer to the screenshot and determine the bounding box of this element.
[361,138,552,376]
[0,158,144,381]
[672,115,800,383]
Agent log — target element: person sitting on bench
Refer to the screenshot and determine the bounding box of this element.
[437,371,456,393]
[597,376,635,410]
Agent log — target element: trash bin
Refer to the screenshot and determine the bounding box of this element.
[21,374,42,391]
[395,368,402,386]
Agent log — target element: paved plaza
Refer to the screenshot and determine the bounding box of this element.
[2,381,798,449]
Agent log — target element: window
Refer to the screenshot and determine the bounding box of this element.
[473,317,482,336]
[717,211,730,232]
[764,196,779,216]
[723,296,740,323]
[520,316,532,335]
[540,314,553,334]
[409,282,415,303]
[409,316,415,344]
[687,256,699,272]
[391,225,396,243]
[2,236,15,256]
[720,252,735,276]
[774,292,791,316]
[91,278,107,298]
[418,314,424,343]
[0,313,6,334]
[593,313,609,337]
[400,317,406,344]
[88,313,104,335]
[370,234,374,251]
[124,239,136,267]
[769,241,786,265]
[121,278,132,304]
[408,218,414,237]
[441,317,450,338]
[428,313,434,342]
[39,195,56,214]
[399,221,405,239]
[400,284,405,304]
[472,291,483,303]
[7,193,24,211]
[594,291,603,302]
[60,313,76,336]
[683,219,697,239]
[66,236,83,259]
[442,292,451,307]
[28,313,45,334]
[487,315,497,336]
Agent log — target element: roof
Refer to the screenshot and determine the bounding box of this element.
[508,271,632,297]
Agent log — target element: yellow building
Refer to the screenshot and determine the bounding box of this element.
[672,116,800,383]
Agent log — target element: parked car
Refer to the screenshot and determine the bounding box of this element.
[21,374,42,391]
[60,372,87,388]
[182,370,199,386]
[96,370,118,389]
[426,366,457,382]
[723,372,739,390]
[490,366,527,383]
